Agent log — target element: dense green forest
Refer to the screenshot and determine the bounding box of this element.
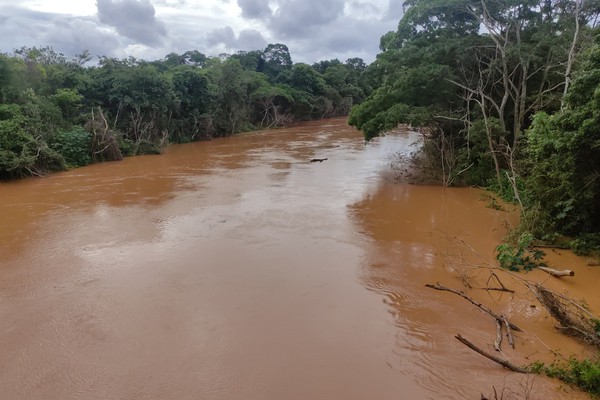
[349,0,600,251]
[0,43,370,177]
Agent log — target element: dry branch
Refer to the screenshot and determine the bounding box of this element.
[455,334,529,373]
[494,319,503,351]
[527,283,600,347]
[87,107,123,162]
[538,266,574,278]
[502,315,515,349]
[484,272,515,293]
[426,283,522,332]
[483,287,515,293]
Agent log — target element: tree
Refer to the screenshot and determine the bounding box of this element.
[349,0,599,187]
[170,66,212,141]
[231,50,263,71]
[210,58,256,134]
[0,55,12,103]
[250,83,293,128]
[260,43,293,81]
[524,34,600,236]
[0,103,65,178]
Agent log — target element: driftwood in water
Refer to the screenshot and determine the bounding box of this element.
[484,272,515,293]
[494,319,503,351]
[455,334,529,373]
[310,158,328,162]
[425,283,522,332]
[502,315,515,349]
[538,266,574,278]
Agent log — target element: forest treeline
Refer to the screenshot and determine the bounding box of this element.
[0,43,371,178]
[349,0,600,251]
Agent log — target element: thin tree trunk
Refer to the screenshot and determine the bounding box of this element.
[563,0,584,108]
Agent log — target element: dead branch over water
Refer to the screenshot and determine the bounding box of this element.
[455,334,529,373]
[425,283,522,332]
[527,283,600,347]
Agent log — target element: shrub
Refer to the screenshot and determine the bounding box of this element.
[50,127,92,167]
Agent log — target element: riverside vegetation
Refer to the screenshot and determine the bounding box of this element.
[0,44,371,177]
[347,0,600,395]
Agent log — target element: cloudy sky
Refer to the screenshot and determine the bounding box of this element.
[0,0,404,64]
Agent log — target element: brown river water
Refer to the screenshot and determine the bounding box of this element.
[1,118,598,399]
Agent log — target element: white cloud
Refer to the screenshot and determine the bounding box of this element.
[0,0,403,63]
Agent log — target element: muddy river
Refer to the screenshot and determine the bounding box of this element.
[1,118,597,399]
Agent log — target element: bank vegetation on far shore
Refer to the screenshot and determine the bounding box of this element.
[0,44,371,179]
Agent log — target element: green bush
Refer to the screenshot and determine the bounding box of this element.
[570,233,600,256]
[496,233,546,271]
[533,357,600,396]
[0,106,65,178]
[50,127,92,167]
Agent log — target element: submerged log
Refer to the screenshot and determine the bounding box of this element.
[455,334,529,373]
[310,158,328,162]
[538,266,574,277]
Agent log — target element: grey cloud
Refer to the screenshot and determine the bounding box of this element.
[237,0,272,19]
[207,26,237,48]
[237,29,267,50]
[347,1,381,15]
[285,15,391,63]
[97,0,167,46]
[152,0,186,5]
[0,0,402,65]
[206,26,266,51]
[386,0,404,21]
[45,18,122,59]
[269,0,345,38]
[0,5,122,58]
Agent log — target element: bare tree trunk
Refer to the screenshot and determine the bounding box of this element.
[480,97,503,189]
[562,0,584,108]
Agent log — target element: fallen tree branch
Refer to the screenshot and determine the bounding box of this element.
[527,283,600,347]
[426,283,522,332]
[494,319,503,351]
[310,158,328,162]
[455,334,529,373]
[502,315,515,349]
[484,272,515,293]
[538,266,574,278]
[482,286,515,293]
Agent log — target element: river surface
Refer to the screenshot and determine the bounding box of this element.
[0,118,595,399]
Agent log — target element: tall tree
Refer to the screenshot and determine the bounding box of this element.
[350,0,599,187]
